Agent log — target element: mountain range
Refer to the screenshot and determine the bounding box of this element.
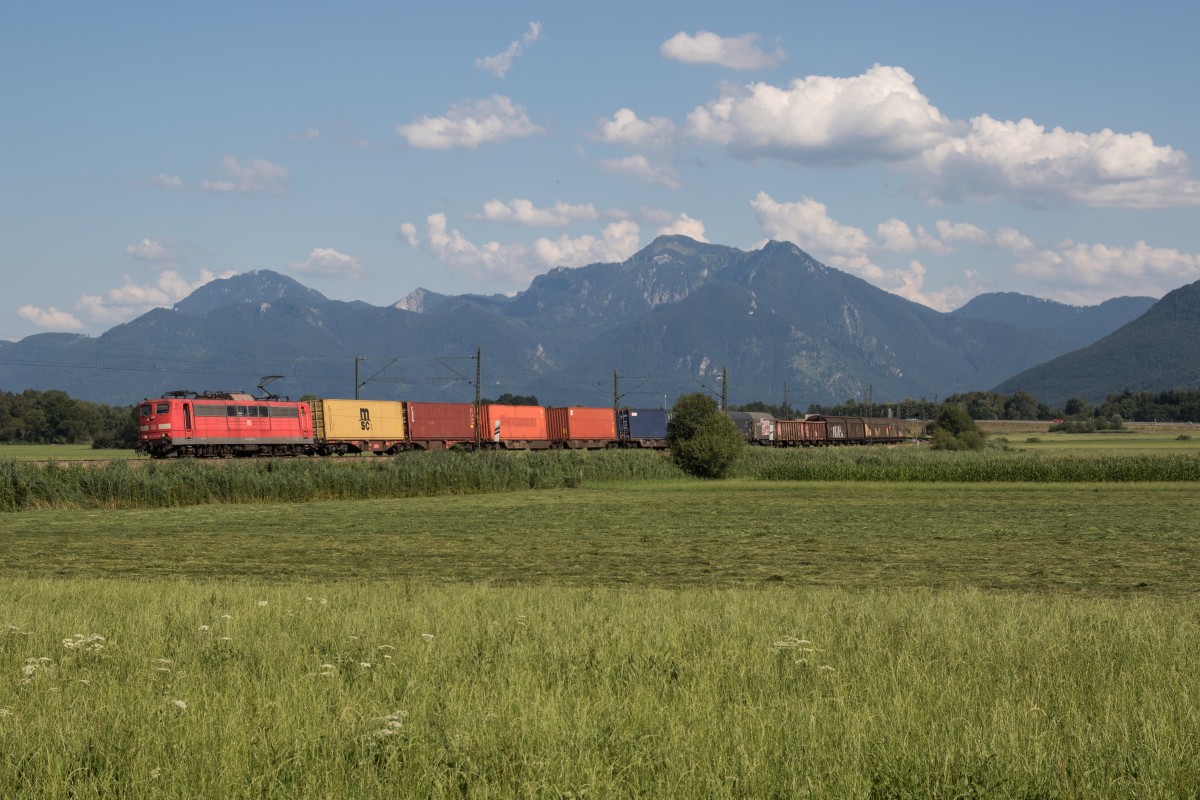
[995,278,1200,406]
[0,236,1183,408]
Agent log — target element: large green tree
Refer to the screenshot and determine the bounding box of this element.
[927,403,987,451]
[666,393,744,478]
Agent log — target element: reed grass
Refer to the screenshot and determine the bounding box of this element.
[3,446,1199,512]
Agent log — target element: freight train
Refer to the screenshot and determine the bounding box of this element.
[136,392,908,458]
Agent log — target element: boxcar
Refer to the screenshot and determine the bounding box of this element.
[812,415,867,443]
[547,406,616,449]
[137,393,313,458]
[865,418,907,443]
[775,417,826,446]
[727,411,776,444]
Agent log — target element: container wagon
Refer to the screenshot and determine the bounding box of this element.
[547,406,616,449]
[312,398,406,455]
[616,408,669,448]
[405,401,477,450]
[479,404,550,449]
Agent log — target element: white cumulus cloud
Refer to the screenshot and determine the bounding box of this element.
[124,238,176,265]
[200,155,289,194]
[913,114,1200,208]
[476,21,542,78]
[661,31,785,70]
[18,305,85,331]
[149,173,184,189]
[395,95,543,149]
[749,191,964,309]
[596,153,680,188]
[476,199,599,227]
[593,108,677,149]
[74,269,232,326]
[686,64,957,165]
[994,230,1200,302]
[876,219,948,254]
[401,214,641,285]
[936,220,990,245]
[289,248,363,278]
[655,213,708,241]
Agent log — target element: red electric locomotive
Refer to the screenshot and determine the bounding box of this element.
[137,391,314,458]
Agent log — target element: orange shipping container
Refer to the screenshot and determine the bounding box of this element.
[479,404,548,444]
[547,406,616,444]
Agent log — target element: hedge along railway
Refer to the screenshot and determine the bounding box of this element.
[135,391,909,458]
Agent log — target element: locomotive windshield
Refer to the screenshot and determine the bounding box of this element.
[139,404,151,416]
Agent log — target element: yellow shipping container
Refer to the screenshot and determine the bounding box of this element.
[314,399,407,441]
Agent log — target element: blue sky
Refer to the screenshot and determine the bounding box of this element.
[4,1,1199,339]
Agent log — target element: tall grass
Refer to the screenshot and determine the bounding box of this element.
[2,579,1197,798]
[4,447,1199,512]
[738,446,1200,482]
[0,450,683,512]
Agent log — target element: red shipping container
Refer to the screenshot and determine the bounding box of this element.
[547,406,616,444]
[479,404,548,444]
[405,402,476,447]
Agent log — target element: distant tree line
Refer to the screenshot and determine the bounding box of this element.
[480,393,540,406]
[0,390,138,448]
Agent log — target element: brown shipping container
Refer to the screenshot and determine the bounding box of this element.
[547,406,616,442]
[480,404,548,442]
[315,399,406,441]
[405,402,476,442]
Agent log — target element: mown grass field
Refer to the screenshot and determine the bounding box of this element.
[3,446,1200,797]
[0,443,138,461]
[3,481,1198,594]
[997,430,1200,456]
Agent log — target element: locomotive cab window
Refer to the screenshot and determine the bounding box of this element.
[140,405,152,416]
[156,403,170,415]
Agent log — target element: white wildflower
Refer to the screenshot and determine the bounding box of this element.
[62,633,106,653]
[172,699,187,710]
[359,662,372,669]
[150,767,162,780]
[421,633,434,643]
[220,614,232,620]
[256,600,268,607]
[373,710,407,738]
[197,625,210,633]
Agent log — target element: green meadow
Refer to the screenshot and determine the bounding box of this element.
[2,444,1200,797]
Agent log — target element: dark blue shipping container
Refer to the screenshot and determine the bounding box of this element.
[617,408,669,448]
